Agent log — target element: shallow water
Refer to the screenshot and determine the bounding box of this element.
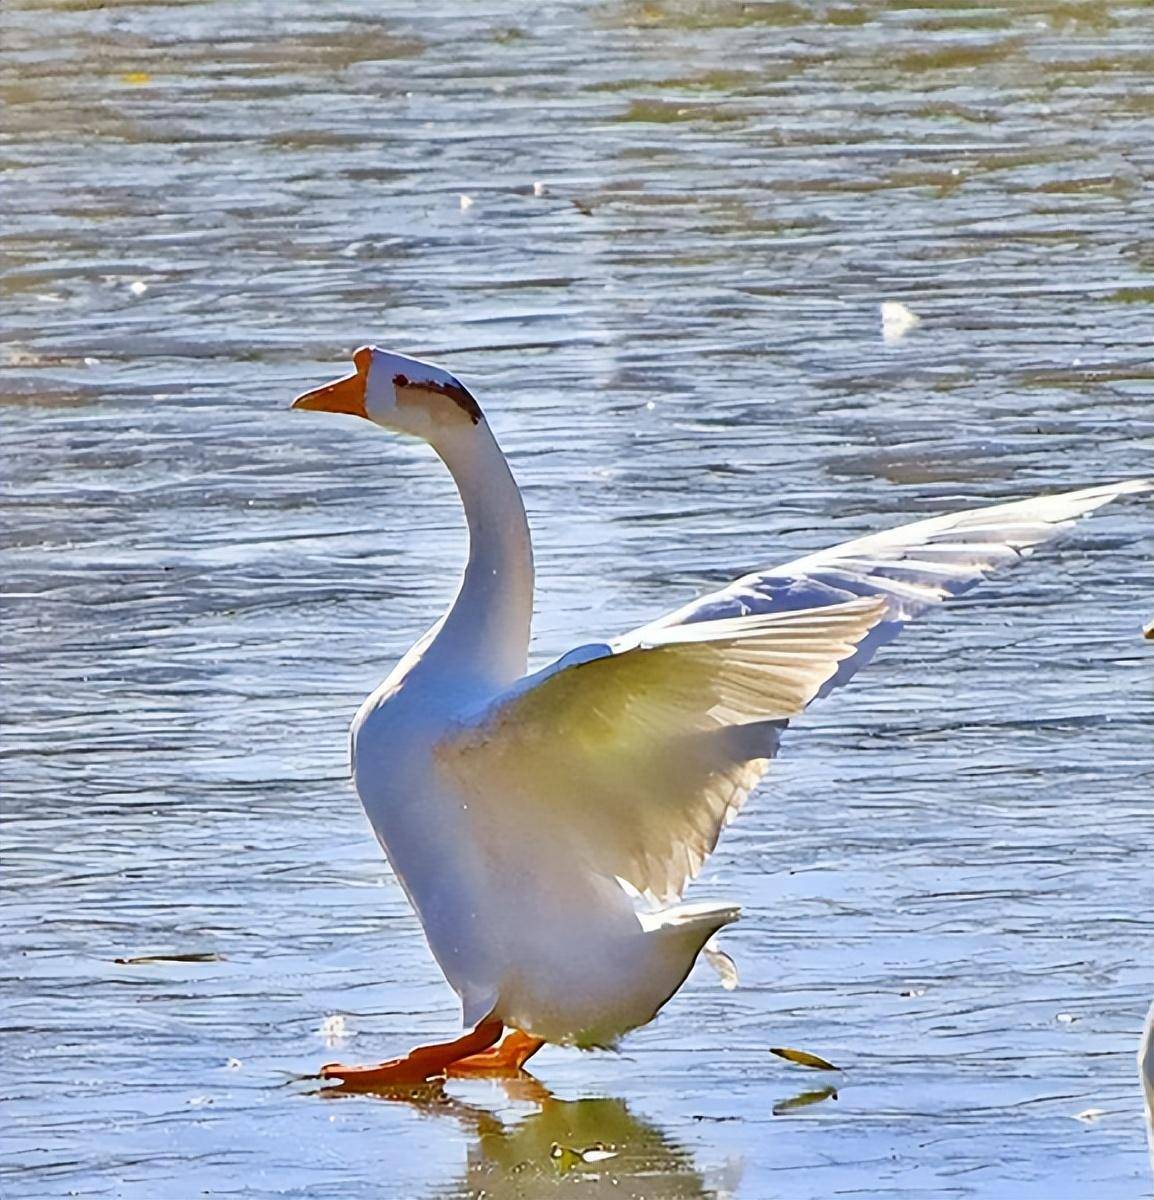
[2,0,1152,1196]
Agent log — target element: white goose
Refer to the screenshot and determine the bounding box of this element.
[292,346,1148,1086]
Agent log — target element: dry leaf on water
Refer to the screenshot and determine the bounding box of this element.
[770,1046,841,1071]
[114,952,224,964]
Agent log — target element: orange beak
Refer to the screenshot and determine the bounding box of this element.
[291,347,372,418]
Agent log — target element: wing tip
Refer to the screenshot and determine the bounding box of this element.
[1050,477,1153,514]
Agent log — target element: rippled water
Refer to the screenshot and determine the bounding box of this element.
[2,1,1152,1196]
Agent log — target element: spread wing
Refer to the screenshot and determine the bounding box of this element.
[436,600,886,904]
[436,480,1148,904]
[635,479,1152,699]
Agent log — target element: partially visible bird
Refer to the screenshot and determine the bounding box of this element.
[1141,1002,1154,1175]
[291,346,1149,1085]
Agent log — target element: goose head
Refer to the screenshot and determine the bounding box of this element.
[292,346,484,439]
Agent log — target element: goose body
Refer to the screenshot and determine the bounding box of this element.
[292,346,1149,1079]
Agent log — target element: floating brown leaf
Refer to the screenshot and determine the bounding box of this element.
[769,1046,841,1071]
[114,952,225,965]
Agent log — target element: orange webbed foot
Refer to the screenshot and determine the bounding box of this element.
[319,1017,504,1090]
[321,1057,441,1087]
[446,1030,545,1078]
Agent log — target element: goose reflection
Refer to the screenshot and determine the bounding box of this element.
[325,1074,733,1198]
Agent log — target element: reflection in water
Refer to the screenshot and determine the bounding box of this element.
[459,1095,715,1200]
[327,1076,731,1199]
[771,1084,838,1117]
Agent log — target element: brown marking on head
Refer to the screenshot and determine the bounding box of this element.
[393,372,482,425]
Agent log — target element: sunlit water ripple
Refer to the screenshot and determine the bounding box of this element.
[2,1,1151,1196]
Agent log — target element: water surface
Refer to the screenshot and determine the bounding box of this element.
[2,1,1152,1196]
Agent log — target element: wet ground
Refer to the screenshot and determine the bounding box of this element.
[2,0,1152,1196]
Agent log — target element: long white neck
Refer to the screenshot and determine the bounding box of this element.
[419,418,533,685]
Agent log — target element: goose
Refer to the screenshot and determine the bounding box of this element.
[291,345,1148,1085]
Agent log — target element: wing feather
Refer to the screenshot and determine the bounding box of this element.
[437,598,886,903]
[637,479,1151,699]
[436,480,1148,903]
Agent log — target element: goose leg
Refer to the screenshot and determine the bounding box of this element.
[446,1029,545,1077]
[321,1017,503,1086]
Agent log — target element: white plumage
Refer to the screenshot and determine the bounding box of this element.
[292,346,1149,1082]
